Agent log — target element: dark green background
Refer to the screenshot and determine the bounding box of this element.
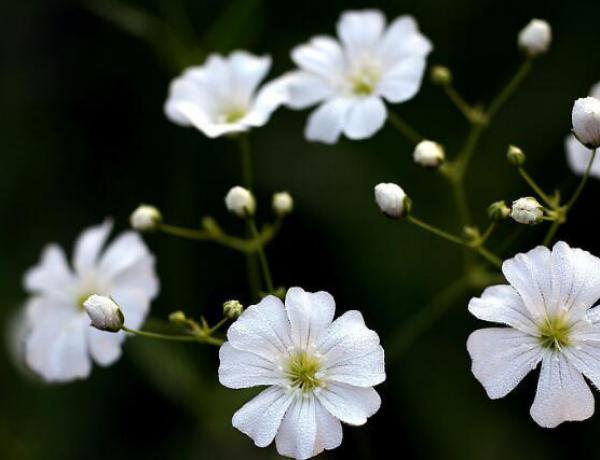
[2,0,600,458]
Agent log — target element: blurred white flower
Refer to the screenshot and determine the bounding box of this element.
[467,242,600,428]
[22,220,159,382]
[374,183,408,218]
[572,96,600,149]
[272,191,294,216]
[130,204,162,231]
[165,51,288,138]
[225,186,256,217]
[219,287,385,459]
[83,295,124,333]
[510,197,543,225]
[413,140,445,167]
[282,9,432,144]
[567,83,600,178]
[518,19,552,56]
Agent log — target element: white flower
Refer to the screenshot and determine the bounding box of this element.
[282,9,432,144]
[567,84,600,177]
[164,51,288,138]
[413,140,445,167]
[83,295,124,332]
[572,96,600,149]
[518,19,552,56]
[272,192,294,216]
[219,287,385,459]
[467,242,600,428]
[130,205,162,231]
[510,197,543,225]
[21,220,159,382]
[374,183,407,218]
[225,186,256,217]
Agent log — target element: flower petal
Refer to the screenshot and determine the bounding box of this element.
[87,328,124,366]
[285,287,336,349]
[228,51,271,101]
[317,310,385,387]
[72,220,113,276]
[342,96,387,140]
[316,383,381,426]
[563,340,600,390]
[565,135,600,178]
[23,244,76,302]
[377,56,427,103]
[275,395,318,460]
[232,386,294,447]
[242,76,289,127]
[376,15,432,67]
[467,327,543,399]
[227,295,292,361]
[468,284,538,335]
[219,342,286,389]
[291,35,345,79]
[110,287,151,330]
[282,71,334,110]
[530,352,594,428]
[337,9,385,57]
[305,98,353,144]
[314,400,343,453]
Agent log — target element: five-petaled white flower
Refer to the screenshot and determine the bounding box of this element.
[165,51,288,138]
[219,287,385,459]
[467,242,600,428]
[566,82,600,179]
[282,9,432,144]
[22,220,159,382]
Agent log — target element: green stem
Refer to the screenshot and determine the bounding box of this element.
[542,221,561,247]
[208,317,228,335]
[122,326,224,346]
[444,84,477,122]
[517,167,556,209]
[565,148,597,211]
[407,215,465,246]
[453,124,484,181]
[158,223,251,253]
[387,111,423,145]
[486,58,532,120]
[248,218,275,293]
[475,246,502,268]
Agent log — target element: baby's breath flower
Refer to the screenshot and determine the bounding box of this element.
[413,140,445,168]
[272,192,294,216]
[374,183,408,219]
[83,295,124,333]
[518,19,552,57]
[506,145,526,166]
[511,197,543,225]
[130,205,162,231]
[572,97,600,149]
[223,300,244,319]
[225,186,256,218]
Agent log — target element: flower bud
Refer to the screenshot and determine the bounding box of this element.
[83,295,124,333]
[272,192,294,216]
[506,145,526,166]
[225,186,256,218]
[223,300,244,319]
[130,205,162,231]
[463,226,480,242]
[488,200,511,221]
[511,197,544,225]
[413,140,445,168]
[518,19,551,57]
[431,66,452,86]
[169,310,187,325]
[572,97,600,149]
[201,216,223,237]
[374,183,409,219]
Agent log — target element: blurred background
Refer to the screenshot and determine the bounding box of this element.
[2,0,600,458]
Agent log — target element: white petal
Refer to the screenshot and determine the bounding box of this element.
[106,255,159,301]
[316,383,381,426]
[285,287,335,349]
[530,352,594,428]
[337,9,385,57]
[219,342,286,389]
[227,295,292,361]
[314,400,343,453]
[342,96,387,140]
[25,298,91,382]
[228,51,271,101]
[110,287,151,330]
[467,328,544,399]
[275,395,318,460]
[87,328,124,366]
[468,284,538,335]
[502,245,552,319]
[242,77,289,127]
[305,98,353,144]
[232,386,294,447]
[563,340,600,390]
[291,35,345,79]
[72,220,113,276]
[23,244,76,302]
[376,16,432,67]
[377,56,427,103]
[565,135,600,178]
[283,71,334,110]
[317,310,385,387]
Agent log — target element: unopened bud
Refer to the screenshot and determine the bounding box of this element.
[488,200,511,221]
[572,97,600,149]
[518,19,552,57]
[463,226,480,242]
[202,216,222,237]
[130,205,162,231]
[83,295,124,333]
[374,183,410,219]
[413,140,445,168]
[511,197,544,225]
[223,300,244,319]
[431,66,452,86]
[225,186,256,218]
[272,192,294,216]
[169,311,187,325]
[507,145,526,166]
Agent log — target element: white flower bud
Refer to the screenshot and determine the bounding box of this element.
[223,300,244,319]
[518,19,551,56]
[272,192,294,216]
[83,295,124,333]
[572,97,600,149]
[130,205,162,231]
[413,140,445,168]
[511,197,544,225]
[374,183,409,219]
[225,186,256,217]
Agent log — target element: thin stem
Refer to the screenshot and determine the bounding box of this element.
[239,134,253,189]
[407,215,465,246]
[486,58,532,120]
[565,148,597,211]
[158,223,251,253]
[248,218,275,293]
[479,222,497,245]
[518,167,556,209]
[543,221,561,247]
[453,124,484,181]
[387,111,423,145]
[475,246,502,268]
[208,317,228,335]
[443,84,476,122]
[122,326,224,346]
[450,177,472,226]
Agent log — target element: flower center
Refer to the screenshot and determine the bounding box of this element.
[284,350,323,393]
[538,315,572,350]
[77,293,94,311]
[347,62,381,96]
[219,107,247,123]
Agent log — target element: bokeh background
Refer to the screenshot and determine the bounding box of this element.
[3,0,600,458]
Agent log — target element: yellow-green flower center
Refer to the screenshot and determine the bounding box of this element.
[538,315,572,350]
[77,293,92,311]
[348,65,381,96]
[221,108,247,123]
[285,351,323,393]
